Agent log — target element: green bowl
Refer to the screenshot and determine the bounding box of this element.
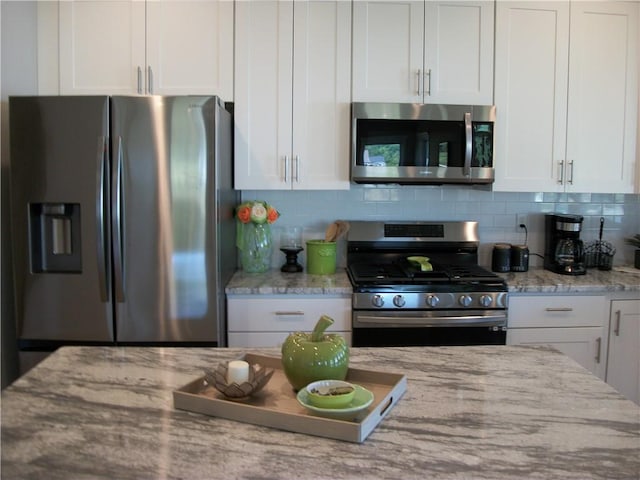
[305,380,356,409]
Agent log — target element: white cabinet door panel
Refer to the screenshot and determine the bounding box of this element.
[292,0,351,190]
[606,300,640,404]
[494,2,569,191]
[352,1,424,102]
[424,1,494,104]
[146,0,233,97]
[507,327,607,380]
[59,1,145,95]
[234,1,295,189]
[566,2,638,193]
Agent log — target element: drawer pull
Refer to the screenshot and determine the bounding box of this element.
[614,310,621,336]
[595,337,601,364]
[545,307,573,312]
[275,311,305,316]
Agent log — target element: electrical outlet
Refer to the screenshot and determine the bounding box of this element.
[516,213,527,231]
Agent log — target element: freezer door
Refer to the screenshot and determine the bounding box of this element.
[111,96,231,343]
[9,96,114,342]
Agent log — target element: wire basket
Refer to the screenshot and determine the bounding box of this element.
[584,240,615,270]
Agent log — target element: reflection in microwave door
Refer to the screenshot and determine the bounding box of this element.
[363,150,388,167]
[474,136,492,167]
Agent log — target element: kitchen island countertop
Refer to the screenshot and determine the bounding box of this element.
[2,345,638,479]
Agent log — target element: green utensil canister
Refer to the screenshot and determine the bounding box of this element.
[281,315,349,391]
[306,240,337,274]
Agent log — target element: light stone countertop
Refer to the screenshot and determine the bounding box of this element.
[1,345,639,479]
[225,266,640,295]
[499,266,640,293]
[225,269,352,295]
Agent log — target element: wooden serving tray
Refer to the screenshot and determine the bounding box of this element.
[173,353,407,443]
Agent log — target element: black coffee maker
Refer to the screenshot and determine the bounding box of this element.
[544,214,586,275]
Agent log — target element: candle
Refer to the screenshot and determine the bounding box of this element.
[227,360,250,384]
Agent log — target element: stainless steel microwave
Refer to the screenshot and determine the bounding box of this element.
[351,103,496,185]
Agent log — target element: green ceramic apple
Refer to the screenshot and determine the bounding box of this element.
[281,315,349,391]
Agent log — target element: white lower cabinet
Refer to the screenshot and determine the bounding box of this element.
[507,295,608,379]
[227,296,351,348]
[606,299,640,404]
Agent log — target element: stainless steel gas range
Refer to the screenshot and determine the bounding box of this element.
[346,221,508,347]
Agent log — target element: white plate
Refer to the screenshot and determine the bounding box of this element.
[296,384,374,420]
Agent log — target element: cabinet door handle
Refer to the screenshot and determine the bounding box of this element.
[137,66,143,94]
[415,69,422,96]
[147,66,154,94]
[425,68,431,96]
[275,311,305,316]
[294,155,300,183]
[567,160,574,185]
[283,155,289,183]
[545,307,573,312]
[558,160,564,184]
[614,310,621,336]
[595,337,601,364]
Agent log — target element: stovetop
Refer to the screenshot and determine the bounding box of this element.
[345,221,507,294]
[348,260,500,284]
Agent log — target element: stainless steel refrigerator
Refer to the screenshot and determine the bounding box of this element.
[9,95,238,349]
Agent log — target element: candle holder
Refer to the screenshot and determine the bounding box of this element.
[204,362,274,400]
[280,226,303,273]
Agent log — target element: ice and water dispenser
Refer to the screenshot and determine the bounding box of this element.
[29,203,82,273]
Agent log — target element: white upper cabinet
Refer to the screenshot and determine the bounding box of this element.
[565,1,638,193]
[58,0,233,98]
[352,0,494,105]
[234,0,351,190]
[494,1,638,193]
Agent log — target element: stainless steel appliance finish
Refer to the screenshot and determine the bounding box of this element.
[347,221,508,347]
[351,102,496,185]
[9,95,237,347]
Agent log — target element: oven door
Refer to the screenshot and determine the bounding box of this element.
[352,309,507,347]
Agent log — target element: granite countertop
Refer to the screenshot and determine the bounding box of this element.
[225,266,640,295]
[225,269,352,295]
[2,346,639,479]
[500,266,640,293]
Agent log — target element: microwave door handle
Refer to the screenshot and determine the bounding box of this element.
[464,112,472,176]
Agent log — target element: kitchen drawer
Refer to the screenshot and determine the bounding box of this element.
[227,296,351,332]
[228,331,352,348]
[508,295,606,328]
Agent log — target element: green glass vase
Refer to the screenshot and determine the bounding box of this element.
[239,222,272,273]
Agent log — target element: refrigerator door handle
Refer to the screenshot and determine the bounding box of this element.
[112,136,125,302]
[96,136,109,302]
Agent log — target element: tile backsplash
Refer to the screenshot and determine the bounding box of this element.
[241,187,640,270]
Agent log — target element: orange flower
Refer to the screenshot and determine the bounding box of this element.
[236,205,252,224]
[266,206,280,224]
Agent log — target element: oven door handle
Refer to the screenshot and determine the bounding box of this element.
[354,313,507,328]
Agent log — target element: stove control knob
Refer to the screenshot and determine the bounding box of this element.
[459,295,473,307]
[479,294,493,307]
[426,294,440,307]
[393,295,406,308]
[372,294,385,308]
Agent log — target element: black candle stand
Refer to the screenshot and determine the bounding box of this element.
[280,247,303,273]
